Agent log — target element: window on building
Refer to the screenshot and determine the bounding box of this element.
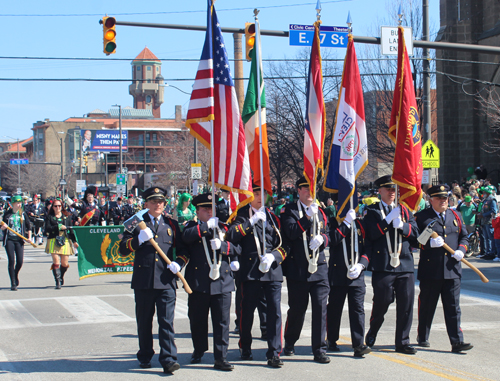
[147,66,151,71]
[147,80,151,83]
[145,133,150,141]
[146,95,152,103]
[152,133,157,141]
[137,66,141,71]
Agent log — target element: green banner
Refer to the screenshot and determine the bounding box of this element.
[72,226,134,280]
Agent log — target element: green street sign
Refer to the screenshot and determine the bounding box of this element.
[116,174,126,185]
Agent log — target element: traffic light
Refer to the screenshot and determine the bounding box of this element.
[245,22,256,61]
[83,155,88,167]
[101,16,116,55]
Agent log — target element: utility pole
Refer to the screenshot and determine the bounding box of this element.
[233,33,244,111]
[118,105,123,174]
[422,0,431,143]
[17,138,20,190]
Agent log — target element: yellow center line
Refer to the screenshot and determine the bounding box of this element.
[337,336,493,381]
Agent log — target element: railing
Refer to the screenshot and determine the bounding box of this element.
[106,156,163,164]
[127,139,165,147]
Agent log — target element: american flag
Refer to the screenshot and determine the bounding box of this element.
[303,22,326,200]
[185,0,253,218]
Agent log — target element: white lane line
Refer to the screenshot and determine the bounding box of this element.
[57,296,134,324]
[0,300,42,329]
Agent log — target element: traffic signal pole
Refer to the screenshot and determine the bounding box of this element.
[113,19,500,55]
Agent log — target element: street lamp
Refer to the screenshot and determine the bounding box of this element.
[4,135,20,191]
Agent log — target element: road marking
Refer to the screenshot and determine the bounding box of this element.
[0,300,41,329]
[57,296,133,324]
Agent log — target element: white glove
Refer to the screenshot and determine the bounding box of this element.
[348,263,365,280]
[138,228,154,245]
[65,195,74,206]
[230,261,240,271]
[210,238,221,250]
[306,203,318,217]
[262,253,275,271]
[452,250,464,261]
[392,216,404,229]
[385,206,400,223]
[207,217,219,229]
[168,262,180,274]
[344,209,356,226]
[250,208,266,226]
[430,236,445,248]
[309,235,325,251]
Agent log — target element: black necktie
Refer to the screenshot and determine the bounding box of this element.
[154,218,159,232]
[441,213,445,224]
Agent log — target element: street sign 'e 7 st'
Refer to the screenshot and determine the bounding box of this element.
[289,24,349,48]
[10,159,29,165]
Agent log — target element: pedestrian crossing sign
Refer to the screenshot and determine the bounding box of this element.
[421,140,440,168]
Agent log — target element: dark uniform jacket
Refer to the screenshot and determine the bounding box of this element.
[75,201,101,225]
[328,218,370,287]
[363,203,419,273]
[45,214,76,241]
[111,204,124,224]
[181,220,241,295]
[226,205,287,282]
[216,198,231,223]
[27,202,46,221]
[122,204,135,222]
[415,207,468,280]
[119,213,187,289]
[281,202,329,282]
[2,210,31,246]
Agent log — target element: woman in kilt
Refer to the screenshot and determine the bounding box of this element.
[45,199,78,289]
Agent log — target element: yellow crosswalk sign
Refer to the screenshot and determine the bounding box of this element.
[421,140,440,168]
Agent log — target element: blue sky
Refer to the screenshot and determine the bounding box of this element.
[0,0,439,141]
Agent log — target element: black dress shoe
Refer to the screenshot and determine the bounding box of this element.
[284,343,295,356]
[10,285,17,291]
[353,345,371,357]
[162,361,180,374]
[190,351,204,364]
[267,356,284,368]
[139,361,151,369]
[365,334,376,348]
[313,353,331,363]
[214,359,234,371]
[328,342,340,352]
[395,345,417,354]
[240,349,253,360]
[452,342,473,353]
[417,340,430,347]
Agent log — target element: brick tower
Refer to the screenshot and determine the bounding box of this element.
[129,47,164,118]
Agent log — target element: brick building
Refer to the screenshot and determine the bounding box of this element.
[436,0,500,183]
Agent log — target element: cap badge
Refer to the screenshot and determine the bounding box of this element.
[440,186,445,191]
[208,195,212,200]
[154,188,159,193]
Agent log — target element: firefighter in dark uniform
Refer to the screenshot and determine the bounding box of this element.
[111,197,125,225]
[281,177,331,364]
[414,184,473,353]
[216,189,231,223]
[226,184,287,368]
[27,195,46,245]
[74,186,101,226]
[327,208,371,357]
[181,193,241,371]
[119,187,187,374]
[364,175,419,354]
[122,195,136,222]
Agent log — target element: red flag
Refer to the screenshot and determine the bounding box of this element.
[388,26,423,211]
[303,21,326,199]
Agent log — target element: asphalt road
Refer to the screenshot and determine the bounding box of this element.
[0,245,499,381]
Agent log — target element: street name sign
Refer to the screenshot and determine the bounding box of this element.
[10,159,29,165]
[289,24,349,48]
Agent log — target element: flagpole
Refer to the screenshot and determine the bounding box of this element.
[209,3,217,266]
[350,196,355,269]
[254,9,266,259]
